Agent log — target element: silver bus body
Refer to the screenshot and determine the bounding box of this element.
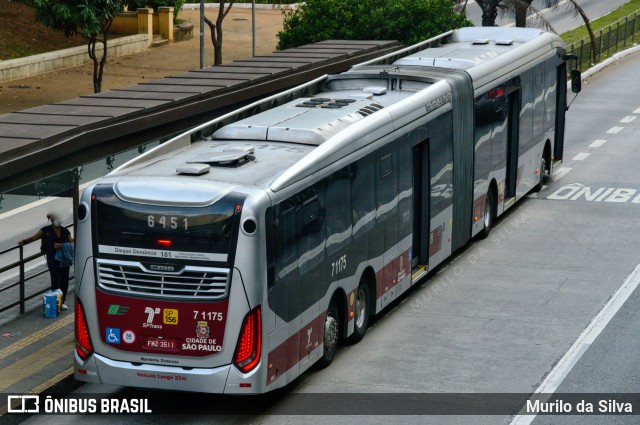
[74,27,570,393]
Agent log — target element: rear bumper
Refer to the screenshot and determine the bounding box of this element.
[76,352,230,393]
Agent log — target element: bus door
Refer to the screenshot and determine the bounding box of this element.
[505,89,521,202]
[412,140,430,271]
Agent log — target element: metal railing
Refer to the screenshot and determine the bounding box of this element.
[0,225,74,315]
[567,11,640,73]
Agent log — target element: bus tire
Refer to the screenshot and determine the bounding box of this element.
[348,278,370,344]
[533,154,547,192]
[317,298,340,369]
[477,189,494,239]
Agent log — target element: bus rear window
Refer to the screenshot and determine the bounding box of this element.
[93,186,237,258]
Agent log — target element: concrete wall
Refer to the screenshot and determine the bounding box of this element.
[111,8,174,41]
[0,34,150,84]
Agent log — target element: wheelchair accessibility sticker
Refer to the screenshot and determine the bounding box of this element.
[106,328,121,344]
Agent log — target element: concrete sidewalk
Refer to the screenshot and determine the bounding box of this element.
[0,287,79,417]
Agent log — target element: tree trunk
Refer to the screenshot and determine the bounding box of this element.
[96,30,109,93]
[515,0,533,28]
[87,37,100,93]
[204,1,234,66]
[476,0,498,26]
[569,0,597,65]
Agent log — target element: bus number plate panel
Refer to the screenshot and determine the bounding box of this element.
[145,337,177,351]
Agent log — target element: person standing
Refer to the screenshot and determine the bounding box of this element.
[19,214,74,310]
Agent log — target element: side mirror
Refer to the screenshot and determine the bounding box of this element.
[570,69,582,93]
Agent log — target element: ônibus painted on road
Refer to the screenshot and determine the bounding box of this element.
[74,27,579,393]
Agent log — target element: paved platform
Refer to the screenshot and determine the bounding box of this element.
[0,287,80,417]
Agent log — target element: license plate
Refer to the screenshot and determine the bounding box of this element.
[145,337,177,351]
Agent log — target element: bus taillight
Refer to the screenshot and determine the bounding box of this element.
[75,300,93,360]
[233,306,261,373]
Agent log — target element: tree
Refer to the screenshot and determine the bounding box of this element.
[277,0,472,50]
[474,0,501,27]
[203,1,234,65]
[33,0,126,93]
[513,0,596,65]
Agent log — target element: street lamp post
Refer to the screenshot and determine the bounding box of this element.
[200,0,205,68]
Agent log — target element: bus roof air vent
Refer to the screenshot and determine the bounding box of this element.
[363,86,387,95]
[494,39,514,46]
[189,146,256,168]
[296,98,358,109]
[356,103,384,117]
[471,38,490,45]
[176,163,210,175]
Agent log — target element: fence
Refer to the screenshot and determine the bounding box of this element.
[0,225,74,315]
[567,11,640,73]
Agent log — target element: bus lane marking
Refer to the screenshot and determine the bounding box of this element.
[551,167,571,182]
[620,116,636,123]
[607,127,624,134]
[572,153,590,161]
[547,183,640,203]
[589,139,607,148]
[511,263,640,425]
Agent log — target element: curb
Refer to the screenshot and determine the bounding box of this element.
[582,44,640,80]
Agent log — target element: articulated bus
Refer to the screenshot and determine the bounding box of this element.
[74,27,579,393]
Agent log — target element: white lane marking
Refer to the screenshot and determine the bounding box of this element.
[633,108,640,114]
[572,153,590,161]
[589,139,607,148]
[620,116,637,123]
[607,127,624,134]
[510,263,640,425]
[552,167,571,181]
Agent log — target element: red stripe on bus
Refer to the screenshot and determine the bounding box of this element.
[266,313,324,386]
[375,249,410,299]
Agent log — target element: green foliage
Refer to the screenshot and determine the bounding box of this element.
[126,0,185,20]
[33,0,128,93]
[33,0,127,38]
[277,0,471,50]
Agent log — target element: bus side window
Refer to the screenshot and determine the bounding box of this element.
[544,58,557,131]
[275,200,298,280]
[532,64,545,139]
[325,168,352,256]
[376,147,398,223]
[352,156,376,238]
[297,184,325,275]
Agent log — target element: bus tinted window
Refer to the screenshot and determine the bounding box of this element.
[275,200,297,278]
[94,186,236,255]
[376,145,398,223]
[352,157,376,237]
[325,168,352,256]
[430,113,454,217]
[297,185,325,275]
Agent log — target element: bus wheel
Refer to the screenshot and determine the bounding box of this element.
[317,298,339,368]
[533,155,546,192]
[478,189,494,239]
[349,279,370,344]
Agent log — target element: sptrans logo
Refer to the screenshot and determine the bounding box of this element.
[6,395,152,414]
